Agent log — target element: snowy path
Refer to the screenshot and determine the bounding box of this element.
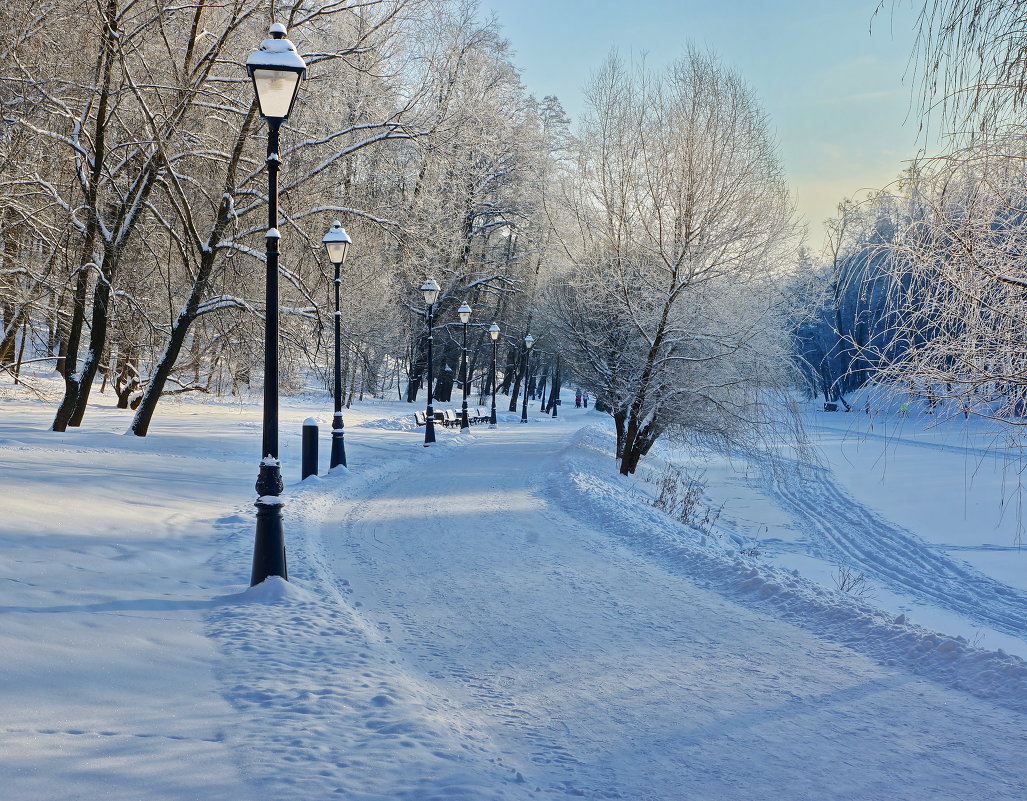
[298,419,1027,800]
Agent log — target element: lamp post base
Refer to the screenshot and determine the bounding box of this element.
[251,460,286,586]
[330,415,347,468]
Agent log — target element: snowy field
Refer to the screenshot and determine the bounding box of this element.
[2,380,1026,800]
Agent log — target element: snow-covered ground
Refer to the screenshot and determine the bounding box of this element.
[674,402,1027,659]
[2,381,1026,799]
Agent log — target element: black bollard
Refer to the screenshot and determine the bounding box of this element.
[301,418,318,480]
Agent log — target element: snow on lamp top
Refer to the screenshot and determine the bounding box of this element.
[322,221,351,264]
[421,278,441,306]
[246,24,307,121]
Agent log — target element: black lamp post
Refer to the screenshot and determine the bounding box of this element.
[488,323,500,428]
[552,353,560,418]
[458,302,472,430]
[421,278,441,446]
[245,24,306,586]
[520,334,535,423]
[322,221,351,469]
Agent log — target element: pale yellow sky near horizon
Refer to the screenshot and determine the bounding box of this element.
[481,0,929,248]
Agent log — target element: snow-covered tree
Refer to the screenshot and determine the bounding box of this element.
[550,50,800,474]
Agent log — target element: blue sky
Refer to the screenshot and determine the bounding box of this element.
[480,0,928,241]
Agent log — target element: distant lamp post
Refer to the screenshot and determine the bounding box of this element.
[488,323,501,428]
[246,23,307,586]
[322,221,351,469]
[521,334,535,423]
[458,302,472,430]
[551,353,560,419]
[421,278,441,446]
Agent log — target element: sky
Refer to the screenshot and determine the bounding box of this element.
[479,0,929,244]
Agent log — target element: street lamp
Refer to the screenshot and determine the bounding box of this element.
[246,24,306,586]
[458,302,472,430]
[322,221,351,469]
[421,278,441,446]
[521,334,535,423]
[488,323,500,428]
[551,353,560,419]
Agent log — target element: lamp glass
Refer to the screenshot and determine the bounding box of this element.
[489,323,500,341]
[325,239,349,264]
[251,68,302,119]
[421,279,440,306]
[524,334,535,349]
[458,303,472,324]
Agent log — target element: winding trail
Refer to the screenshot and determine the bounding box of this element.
[312,417,1027,800]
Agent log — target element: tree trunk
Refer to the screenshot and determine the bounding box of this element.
[434,362,455,403]
[129,311,195,436]
[68,248,120,427]
[545,355,562,412]
[508,347,526,412]
[52,263,91,431]
[613,409,627,458]
[499,346,517,394]
[13,319,28,384]
[406,331,427,402]
[619,413,658,475]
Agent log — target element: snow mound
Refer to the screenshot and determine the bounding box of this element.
[364,414,420,431]
[217,576,315,605]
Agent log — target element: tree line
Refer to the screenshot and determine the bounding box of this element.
[0,0,821,475]
[794,1,1027,429]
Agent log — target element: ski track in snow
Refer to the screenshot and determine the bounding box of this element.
[757,442,1027,639]
[201,415,1027,800]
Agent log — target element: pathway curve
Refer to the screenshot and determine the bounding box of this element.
[315,418,1027,800]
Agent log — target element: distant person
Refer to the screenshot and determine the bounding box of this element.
[582,392,589,408]
[575,391,582,408]
[963,402,970,420]
[898,403,909,417]
[864,400,870,415]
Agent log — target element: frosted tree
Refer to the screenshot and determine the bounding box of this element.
[860,2,1027,421]
[550,50,800,474]
[388,7,550,405]
[127,0,435,435]
[903,0,1027,132]
[865,145,1027,421]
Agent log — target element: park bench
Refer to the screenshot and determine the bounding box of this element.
[412,408,487,427]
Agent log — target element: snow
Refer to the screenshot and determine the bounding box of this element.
[1,381,1026,799]
[246,37,306,71]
